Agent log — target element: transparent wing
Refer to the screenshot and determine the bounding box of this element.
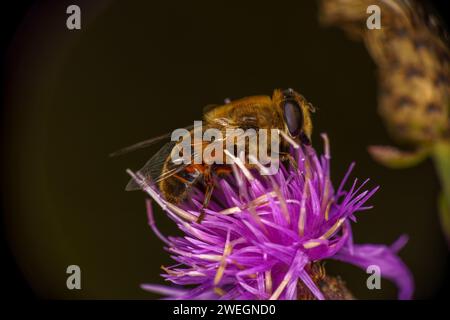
[125,141,176,191]
[110,124,194,157]
[125,141,202,191]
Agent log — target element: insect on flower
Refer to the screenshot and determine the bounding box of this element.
[128,135,414,300]
[111,88,315,222]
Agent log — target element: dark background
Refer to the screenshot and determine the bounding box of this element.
[1,0,449,299]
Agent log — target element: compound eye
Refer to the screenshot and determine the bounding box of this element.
[282,100,303,137]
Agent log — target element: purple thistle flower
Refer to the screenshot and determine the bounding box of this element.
[128,134,414,300]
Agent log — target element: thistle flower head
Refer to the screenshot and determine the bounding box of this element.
[129,134,414,300]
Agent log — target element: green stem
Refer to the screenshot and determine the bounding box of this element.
[432,140,450,245]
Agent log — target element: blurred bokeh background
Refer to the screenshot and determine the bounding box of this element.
[1,0,449,299]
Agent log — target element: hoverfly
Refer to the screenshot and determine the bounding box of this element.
[111,88,315,222]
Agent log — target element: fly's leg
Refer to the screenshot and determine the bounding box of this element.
[279,152,298,170]
[197,166,214,223]
[300,132,311,146]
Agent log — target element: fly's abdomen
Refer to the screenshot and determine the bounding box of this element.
[159,162,202,204]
